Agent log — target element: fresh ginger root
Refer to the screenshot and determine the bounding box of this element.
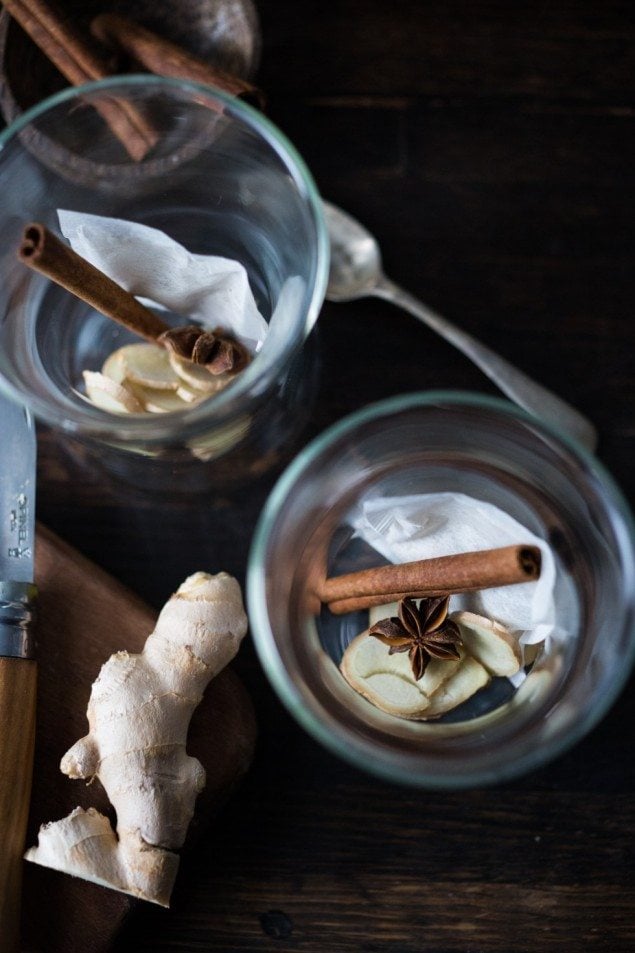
[25,571,248,906]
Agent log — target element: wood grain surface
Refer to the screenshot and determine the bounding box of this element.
[17,1,635,951]
[0,658,36,953]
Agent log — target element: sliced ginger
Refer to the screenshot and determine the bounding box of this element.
[83,370,144,414]
[341,634,487,721]
[343,631,461,709]
[420,656,490,718]
[451,611,522,677]
[101,348,127,384]
[82,341,236,416]
[340,632,462,717]
[168,352,232,393]
[341,605,530,721]
[129,384,199,414]
[117,343,180,390]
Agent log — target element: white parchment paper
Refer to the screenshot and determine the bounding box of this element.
[58,210,269,351]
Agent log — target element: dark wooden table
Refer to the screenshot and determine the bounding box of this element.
[34,1,635,950]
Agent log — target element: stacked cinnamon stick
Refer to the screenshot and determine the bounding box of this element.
[19,223,169,339]
[318,544,541,614]
[1,0,263,160]
[92,13,263,106]
[2,0,157,159]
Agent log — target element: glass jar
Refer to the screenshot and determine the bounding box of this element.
[247,392,635,787]
[0,76,328,491]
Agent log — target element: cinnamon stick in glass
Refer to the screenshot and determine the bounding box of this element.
[321,544,541,615]
[2,0,158,160]
[18,223,169,341]
[91,13,265,109]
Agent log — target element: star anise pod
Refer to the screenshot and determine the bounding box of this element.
[158,325,250,375]
[368,596,462,681]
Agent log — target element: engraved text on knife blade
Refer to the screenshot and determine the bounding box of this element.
[8,491,32,560]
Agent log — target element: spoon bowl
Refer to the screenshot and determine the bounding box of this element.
[323,202,382,300]
[323,200,598,452]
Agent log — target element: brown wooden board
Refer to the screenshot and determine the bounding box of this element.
[20,525,257,953]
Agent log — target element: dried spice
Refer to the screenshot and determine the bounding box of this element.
[158,325,201,360]
[158,325,250,375]
[368,596,462,681]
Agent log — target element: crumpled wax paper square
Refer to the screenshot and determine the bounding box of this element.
[58,210,269,351]
[350,492,557,647]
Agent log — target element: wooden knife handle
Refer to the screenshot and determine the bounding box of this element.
[0,658,37,953]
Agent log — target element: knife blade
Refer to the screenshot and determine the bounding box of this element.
[0,393,37,953]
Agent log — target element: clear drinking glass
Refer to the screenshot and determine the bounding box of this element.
[247,392,635,787]
[0,76,328,490]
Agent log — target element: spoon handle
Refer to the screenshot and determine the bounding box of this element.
[373,277,598,452]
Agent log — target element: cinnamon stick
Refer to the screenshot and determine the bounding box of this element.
[18,223,169,341]
[320,545,541,615]
[2,0,158,160]
[90,13,265,110]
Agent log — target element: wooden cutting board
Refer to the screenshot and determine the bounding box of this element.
[20,525,257,953]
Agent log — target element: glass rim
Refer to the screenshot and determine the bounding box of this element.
[0,74,329,441]
[247,390,635,787]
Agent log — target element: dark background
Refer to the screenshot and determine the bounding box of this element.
[33,1,635,950]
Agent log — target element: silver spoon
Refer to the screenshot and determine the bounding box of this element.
[324,201,598,452]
